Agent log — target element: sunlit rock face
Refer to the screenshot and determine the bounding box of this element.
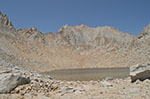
[17,27,45,43]
[54,24,136,48]
[0,11,16,34]
[137,24,150,40]
[135,24,150,47]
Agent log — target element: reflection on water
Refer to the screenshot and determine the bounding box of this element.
[43,67,129,81]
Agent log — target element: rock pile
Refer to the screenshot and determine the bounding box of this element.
[0,64,149,98]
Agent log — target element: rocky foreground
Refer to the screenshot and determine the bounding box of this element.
[0,64,150,99]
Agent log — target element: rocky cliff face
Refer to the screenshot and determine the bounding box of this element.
[45,25,136,48]
[133,24,150,47]
[16,24,136,48]
[0,11,16,34]
[138,24,150,39]
[17,27,45,43]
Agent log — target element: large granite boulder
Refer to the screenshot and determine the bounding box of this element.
[130,63,150,82]
[0,72,30,93]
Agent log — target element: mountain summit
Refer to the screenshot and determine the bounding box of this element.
[138,24,150,39]
[54,24,136,47]
[0,11,16,33]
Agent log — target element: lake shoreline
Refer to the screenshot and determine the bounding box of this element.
[42,67,129,81]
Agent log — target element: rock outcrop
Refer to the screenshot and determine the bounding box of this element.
[54,25,136,47]
[17,24,136,47]
[138,24,150,39]
[130,63,150,82]
[17,27,45,43]
[0,11,16,33]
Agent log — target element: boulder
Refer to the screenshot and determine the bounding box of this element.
[130,63,150,82]
[0,73,30,93]
[60,86,74,93]
[129,88,140,93]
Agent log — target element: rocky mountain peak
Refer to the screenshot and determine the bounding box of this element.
[143,24,150,32]
[17,27,45,43]
[55,24,136,47]
[138,24,150,39]
[57,24,89,33]
[0,11,16,32]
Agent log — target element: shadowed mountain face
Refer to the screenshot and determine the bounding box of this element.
[0,11,150,72]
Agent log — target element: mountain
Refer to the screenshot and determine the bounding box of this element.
[0,11,150,72]
[55,25,135,46]
[16,24,136,47]
[17,27,45,43]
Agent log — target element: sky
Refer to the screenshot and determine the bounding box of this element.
[0,0,150,35]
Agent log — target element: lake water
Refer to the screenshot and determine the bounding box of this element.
[43,67,129,81]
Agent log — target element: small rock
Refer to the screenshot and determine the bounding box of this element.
[74,90,81,94]
[101,81,113,87]
[60,86,73,93]
[105,77,114,80]
[129,88,140,93]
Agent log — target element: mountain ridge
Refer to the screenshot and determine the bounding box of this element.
[0,11,150,72]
